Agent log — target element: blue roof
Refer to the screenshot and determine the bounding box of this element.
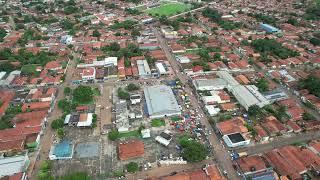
[54,140,72,158]
[260,24,279,33]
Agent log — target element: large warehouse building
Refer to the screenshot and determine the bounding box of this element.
[144,85,181,118]
[217,71,270,110]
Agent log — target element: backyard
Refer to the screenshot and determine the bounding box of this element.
[146,2,192,17]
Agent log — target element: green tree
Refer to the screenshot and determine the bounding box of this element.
[0,28,7,42]
[58,99,72,113]
[213,52,221,61]
[117,88,130,100]
[256,78,269,92]
[310,37,320,46]
[181,140,207,162]
[131,28,141,37]
[57,128,65,139]
[64,87,72,95]
[92,29,101,38]
[73,85,94,104]
[287,17,298,26]
[302,112,315,121]
[108,129,119,141]
[37,160,54,180]
[92,114,97,128]
[126,83,140,91]
[51,118,64,130]
[126,162,139,173]
[248,105,262,117]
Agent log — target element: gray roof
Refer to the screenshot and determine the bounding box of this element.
[0,155,27,177]
[144,85,181,117]
[193,78,227,90]
[217,71,240,86]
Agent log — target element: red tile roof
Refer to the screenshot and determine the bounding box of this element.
[262,116,287,134]
[286,121,301,132]
[236,155,267,173]
[22,101,50,112]
[0,90,15,116]
[217,117,247,135]
[264,149,301,179]
[118,140,144,160]
[45,61,62,70]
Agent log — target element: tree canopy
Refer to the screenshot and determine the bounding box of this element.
[181,140,207,162]
[251,38,299,59]
[126,162,139,173]
[73,85,94,104]
[298,76,320,97]
[126,83,140,91]
[117,88,130,100]
[256,78,269,92]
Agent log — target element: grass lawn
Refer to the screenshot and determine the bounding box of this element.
[21,64,38,76]
[92,87,101,96]
[118,130,141,138]
[151,119,166,127]
[170,116,181,122]
[146,3,192,17]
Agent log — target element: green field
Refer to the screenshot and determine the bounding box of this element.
[151,119,166,127]
[21,64,38,76]
[118,130,141,138]
[146,3,192,17]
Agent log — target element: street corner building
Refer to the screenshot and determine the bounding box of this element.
[144,85,181,119]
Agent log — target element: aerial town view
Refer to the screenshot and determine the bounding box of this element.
[0,0,320,179]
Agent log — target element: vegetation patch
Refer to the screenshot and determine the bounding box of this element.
[108,129,141,140]
[21,64,38,76]
[146,3,192,17]
[151,119,166,127]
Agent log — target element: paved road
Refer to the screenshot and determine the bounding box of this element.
[153,27,240,180]
[234,130,320,155]
[30,54,77,179]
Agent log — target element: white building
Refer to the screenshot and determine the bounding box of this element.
[217,71,270,110]
[137,60,151,78]
[130,94,141,105]
[155,131,172,146]
[176,55,191,64]
[230,85,269,110]
[77,57,118,68]
[77,113,93,127]
[222,133,250,148]
[141,129,151,138]
[60,35,73,45]
[205,105,220,116]
[193,78,227,91]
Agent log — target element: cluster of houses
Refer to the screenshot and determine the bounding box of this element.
[0,87,57,178]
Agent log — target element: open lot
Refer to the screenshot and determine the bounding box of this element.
[146,3,192,17]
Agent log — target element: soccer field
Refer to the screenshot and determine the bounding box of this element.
[146,3,192,17]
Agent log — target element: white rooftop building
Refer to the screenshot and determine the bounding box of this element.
[155,130,172,146]
[205,105,220,116]
[0,71,6,80]
[217,71,270,110]
[230,85,269,110]
[144,85,181,118]
[176,55,191,64]
[141,129,151,138]
[137,60,151,78]
[0,154,29,177]
[77,113,93,127]
[193,78,227,91]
